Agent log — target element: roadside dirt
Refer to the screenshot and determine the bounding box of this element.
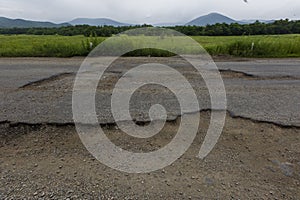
[1,111,300,199]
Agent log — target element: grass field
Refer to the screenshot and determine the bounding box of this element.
[193,35,300,58]
[0,35,106,57]
[0,34,300,57]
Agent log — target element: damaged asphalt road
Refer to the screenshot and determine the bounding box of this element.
[0,57,299,127]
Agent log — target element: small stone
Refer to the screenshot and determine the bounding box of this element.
[40,192,45,197]
[67,190,73,195]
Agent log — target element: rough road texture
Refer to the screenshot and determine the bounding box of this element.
[0,57,300,199]
[0,57,299,126]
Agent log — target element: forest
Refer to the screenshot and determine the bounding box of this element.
[0,19,299,37]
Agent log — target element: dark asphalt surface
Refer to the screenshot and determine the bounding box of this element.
[0,57,299,126]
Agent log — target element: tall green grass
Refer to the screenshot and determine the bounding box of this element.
[0,35,105,57]
[192,35,300,58]
[0,34,300,58]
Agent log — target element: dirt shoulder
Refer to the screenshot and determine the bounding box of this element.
[1,112,299,199]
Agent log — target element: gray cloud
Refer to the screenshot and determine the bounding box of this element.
[0,0,299,23]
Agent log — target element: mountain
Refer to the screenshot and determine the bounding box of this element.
[185,13,276,26]
[69,18,130,26]
[0,16,129,28]
[186,13,237,26]
[0,17,70,28]
[0,15,278,29]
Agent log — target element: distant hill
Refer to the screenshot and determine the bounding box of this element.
[0,15,279,29]
[69,18,130,26]
[186,13,237,26]
[0,17,70,28]
[185,13,276,26]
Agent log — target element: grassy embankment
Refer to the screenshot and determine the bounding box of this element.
[0,34,300,57]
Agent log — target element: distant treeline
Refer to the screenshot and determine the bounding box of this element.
[173,20,300,36]
[0,19,299,36]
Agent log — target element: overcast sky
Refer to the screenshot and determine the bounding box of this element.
[0,0,299,24]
